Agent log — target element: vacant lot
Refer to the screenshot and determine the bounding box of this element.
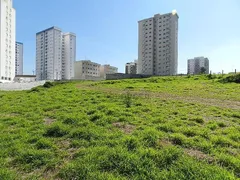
[0,75,239,179]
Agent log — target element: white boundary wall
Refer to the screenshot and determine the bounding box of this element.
[0,81,46,91]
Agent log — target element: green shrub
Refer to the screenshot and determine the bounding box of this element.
[231,113,240,119]
[14,149,54,171]
[153,147,182,169]
[0,168,16,180]
[170,133,186,146]
[141,129,161,147]
[63,117,78,125]
[43,81,54,88]
[218,122,227,128]
[35,139,53,149]
[191,116,204,124]
[29,87,41,92]
[90,113,103,122]
[183,129,197,137]
[58,163,89,179]
[124,137,139,151]
[220,74,240,83]
[123,90,133,108]
[44,124,68,137]
[157,124,175,133]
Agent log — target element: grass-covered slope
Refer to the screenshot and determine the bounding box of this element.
[0,75,240,179]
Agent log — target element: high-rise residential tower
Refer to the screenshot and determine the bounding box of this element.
[36,27,76,81]
[138,11,178,76]
[0,0,16,82]
[15,42,23,75]
[188,57,209,75]
[62,33,76,80]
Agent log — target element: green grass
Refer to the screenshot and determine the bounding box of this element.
[0,75,240,179]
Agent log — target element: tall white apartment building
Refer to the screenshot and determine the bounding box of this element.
[62,33,76,80]
[138,11,178,76]
[15,42,23,75]
[0,0,16,82]
[74,60,100,79]
[36,27,76,81]
[188,57,209,75]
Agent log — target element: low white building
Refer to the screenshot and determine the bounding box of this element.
[14,75,36,83]
[74,60,101,79]
[100,64,118,78]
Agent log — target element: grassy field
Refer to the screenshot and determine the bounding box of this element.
[0,75,240,179]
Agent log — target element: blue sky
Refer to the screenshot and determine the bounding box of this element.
[14,0,240,74]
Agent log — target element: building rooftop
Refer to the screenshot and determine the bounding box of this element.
[63,32,76,36]
[138,11,179,22]
[36,26,62,35]
[15,75,36,78]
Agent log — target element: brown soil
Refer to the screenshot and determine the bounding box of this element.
[44,117,55,125]
[184,148,215,163]
[113,122,136,134]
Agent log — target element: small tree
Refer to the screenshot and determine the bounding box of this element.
[200,67,207,74]
[124,90,133,108]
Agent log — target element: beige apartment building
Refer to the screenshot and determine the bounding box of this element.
[138,11,179,75]
[74,60,100,79]
[100,64,118,78]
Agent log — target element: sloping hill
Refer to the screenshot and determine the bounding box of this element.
[0,75,239,179]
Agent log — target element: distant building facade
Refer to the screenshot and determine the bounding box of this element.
[138,11,179,76]
[14,75,36,83]
[126,60,137,74]
[188,57,209,74]
[36,27,76,81]
[100,64,118,78]
[15,42,23,75]
[74,60,101,79]
[0,0,16,82]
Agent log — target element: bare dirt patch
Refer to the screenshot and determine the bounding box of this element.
[184,148,214,163]
[2,113,20,118]
[113,122,136,134]
[44,117,55,125]
[158,139,173,147]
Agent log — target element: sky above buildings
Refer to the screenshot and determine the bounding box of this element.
[15,0,240,74]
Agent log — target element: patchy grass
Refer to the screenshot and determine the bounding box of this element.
[0,75,240,179]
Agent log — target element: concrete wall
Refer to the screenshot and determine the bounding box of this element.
[72,75,104,81]
[0,81,46,91]
[106,73,151,80]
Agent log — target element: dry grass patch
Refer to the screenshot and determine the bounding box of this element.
[113,122,136,134]
[158,139,173,147]
[184,148,215,163]
[44,117,55,125]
